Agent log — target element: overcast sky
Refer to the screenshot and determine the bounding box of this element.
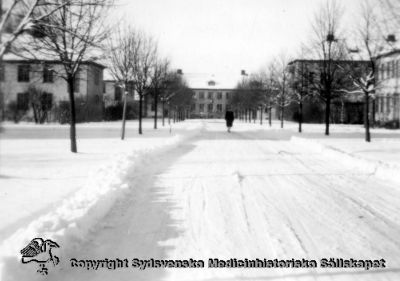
[113,0,364,79]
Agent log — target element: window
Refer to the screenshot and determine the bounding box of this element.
[226,92,230,99]
[18,65,30,82]
[199,104,204,112]
[217,104,222,112]
[17,93,29,110]
[115,86,122,101]
[217,92,222,99]
[41,93,53,110]
[0,65,4,81]
[208,92,213,99]
[207,103,213,111]
[103,82,106,93]
[198,92,204,99]
[43,64,54,83]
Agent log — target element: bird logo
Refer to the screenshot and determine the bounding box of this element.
[20,238,60,275]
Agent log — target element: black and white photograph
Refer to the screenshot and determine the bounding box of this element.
[0,0,400,280]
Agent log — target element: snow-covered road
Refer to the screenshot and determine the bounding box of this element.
[10,120,400,281]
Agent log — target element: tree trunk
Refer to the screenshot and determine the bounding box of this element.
[268,106,272,127]
[298,101,303,133]
[121,90,127,140]
[67,77,77,153]
[162,100,165,126]
[253,110,256,123]
[154,90,158,129]
[168,103,171,125]
[139,94,143,135]
[260,107,263,125]
[32,104,39,124]
[325,95,331,136]
[280,105,284,129]
[365,93,371,142]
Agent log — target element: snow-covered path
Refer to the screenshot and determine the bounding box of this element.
[41,121,400,280]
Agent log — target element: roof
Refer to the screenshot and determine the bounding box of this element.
[184,72,242,90]
[1,54,106,69]
[288,59,369,65]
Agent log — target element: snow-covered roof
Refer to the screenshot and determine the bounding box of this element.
[2,53,106,69]
[184,73,242,90]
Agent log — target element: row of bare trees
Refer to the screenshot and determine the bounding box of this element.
[232,0,399,142]
[105,26,194,138]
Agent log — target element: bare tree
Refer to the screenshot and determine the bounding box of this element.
[0,0,77,58]
[131,31,157,135]
[14,0,111,152]
[340,1,385,142]
[150,58,169,129]
[270,55,292,129]
[106,25,139,140]
[309,0,347,135]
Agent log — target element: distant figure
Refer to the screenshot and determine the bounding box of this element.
[225,110,235,132]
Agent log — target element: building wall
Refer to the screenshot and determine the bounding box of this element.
[84,64,104,121]
[0,61,104,122]
[375,53,400,127]
[191,89,233,118]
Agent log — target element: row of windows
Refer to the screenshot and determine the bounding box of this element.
[197,92,230,100]
[377,60,400,80]
[0,65,82,92]
[0,65,101,88]
[197,103,223,112]
[0,64,54,83]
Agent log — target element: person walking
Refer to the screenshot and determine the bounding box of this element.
[225,109,234,132]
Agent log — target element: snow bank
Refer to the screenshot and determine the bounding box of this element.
[0,123,202,281]
[291,136,400,185]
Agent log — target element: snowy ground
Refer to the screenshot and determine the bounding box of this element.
[1,119,400,281]
[0,120,201,241]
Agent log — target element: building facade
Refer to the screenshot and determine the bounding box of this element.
[190,80,234,118]
[375,50,400,128]
[287,59,370,124]
[0,58,105,122]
